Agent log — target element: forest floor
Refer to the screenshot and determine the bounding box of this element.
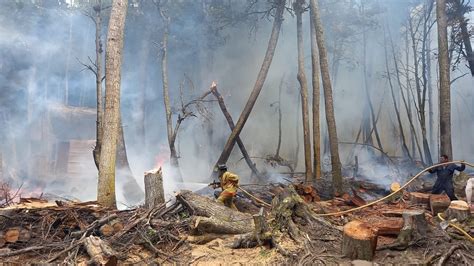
[0,173,473,265]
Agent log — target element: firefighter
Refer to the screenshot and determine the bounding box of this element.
[428,155,465,200]
[211,164,239,210]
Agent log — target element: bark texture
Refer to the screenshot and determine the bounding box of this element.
[144,168,165,210]
[310,0,342,194]
[97,0,128,208]
[310,7,321,179]
[294,0,313,182]
[436,0,453,158]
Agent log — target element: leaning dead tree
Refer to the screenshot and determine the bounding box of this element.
[310,0,342,195]
[98,0,128,208]
[212,0,286,177]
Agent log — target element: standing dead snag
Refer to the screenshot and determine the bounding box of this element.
[144,168,165,210]
[342,220,378,261]
[209,83,260,177]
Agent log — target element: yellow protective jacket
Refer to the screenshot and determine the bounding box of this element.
[219,171,239,195]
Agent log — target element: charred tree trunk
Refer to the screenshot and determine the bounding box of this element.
[310,11,321,179]
[436,0,453,158]
[210,85,259,176]
[310,0,342,195]
[97,0,128,208]
[212,0,286,175]
[294,0,313,182]
[144,168,165,210]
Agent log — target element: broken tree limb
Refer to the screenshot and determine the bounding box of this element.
[176,190,254,235]
[210,84,260,177]
[342,220,378,261]
[144,167,165,210]
[84,236,116,265]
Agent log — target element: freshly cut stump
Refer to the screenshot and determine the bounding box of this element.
[445,200,470,222]
[430,194,450,215]
[342,220,378,261]
[409,192,430,205]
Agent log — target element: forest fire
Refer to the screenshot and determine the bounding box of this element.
[1,0,474,265]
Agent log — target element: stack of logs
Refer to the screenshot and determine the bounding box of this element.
[294,183,320,203]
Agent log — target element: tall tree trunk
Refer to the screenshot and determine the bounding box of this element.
[436,0,452,158]
[310,8,321,179]
[93,0,104,170]
[427,12,435,156]
[310,0,342,195]
[453,0,474,76]
[212,0,286,174]
[383,25,411,160]
[294,0,313,182]
[137,35,149,146]
[361,2,382,151]
[97,0,128,208]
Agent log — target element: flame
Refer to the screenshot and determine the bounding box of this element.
[211,81,217,88]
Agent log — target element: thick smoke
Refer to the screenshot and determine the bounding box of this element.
[1,0,473,207]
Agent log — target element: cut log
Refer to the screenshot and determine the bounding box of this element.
[369,218,404,236]
[4,228,19,243]
[144,167,165,210]
[410,192,430,205]
[83,236,116,265]
[430,194,450,215]
[99,224,114,237]
[176,190,254,235]
[445,200,470,222]
[342,220,378,261]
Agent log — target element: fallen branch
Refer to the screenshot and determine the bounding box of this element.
[436,244,465,266]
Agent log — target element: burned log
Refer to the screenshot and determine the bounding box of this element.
[144,168,165,210]
[176,190,254,235]
[445,200,470,222]
[342,220,378,261]
[430,194,450,215]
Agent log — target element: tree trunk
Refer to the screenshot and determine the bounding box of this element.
[294,0,313,182]
[97,0,128,208]
[383,25,411,160]
[210,85,260,177]
[212,0,286,174]
[453,0,474,76]
[93,0,104,170]
[136,34,150,146]
[144,168,165,210]
[159,9,182,178]
[310,0,342,195]
[436,0,452,159]
[310,10,321,179]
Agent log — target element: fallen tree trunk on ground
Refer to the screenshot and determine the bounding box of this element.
[176,190,254,235]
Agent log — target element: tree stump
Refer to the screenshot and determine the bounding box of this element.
[83,236,116,265]
[430,194,450,215]
[397,210,428,246]
[445,200,470,222]
[410,192,430,205]
[144,167,165,209]
[342,220,378,261]
[232,208,274,249]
